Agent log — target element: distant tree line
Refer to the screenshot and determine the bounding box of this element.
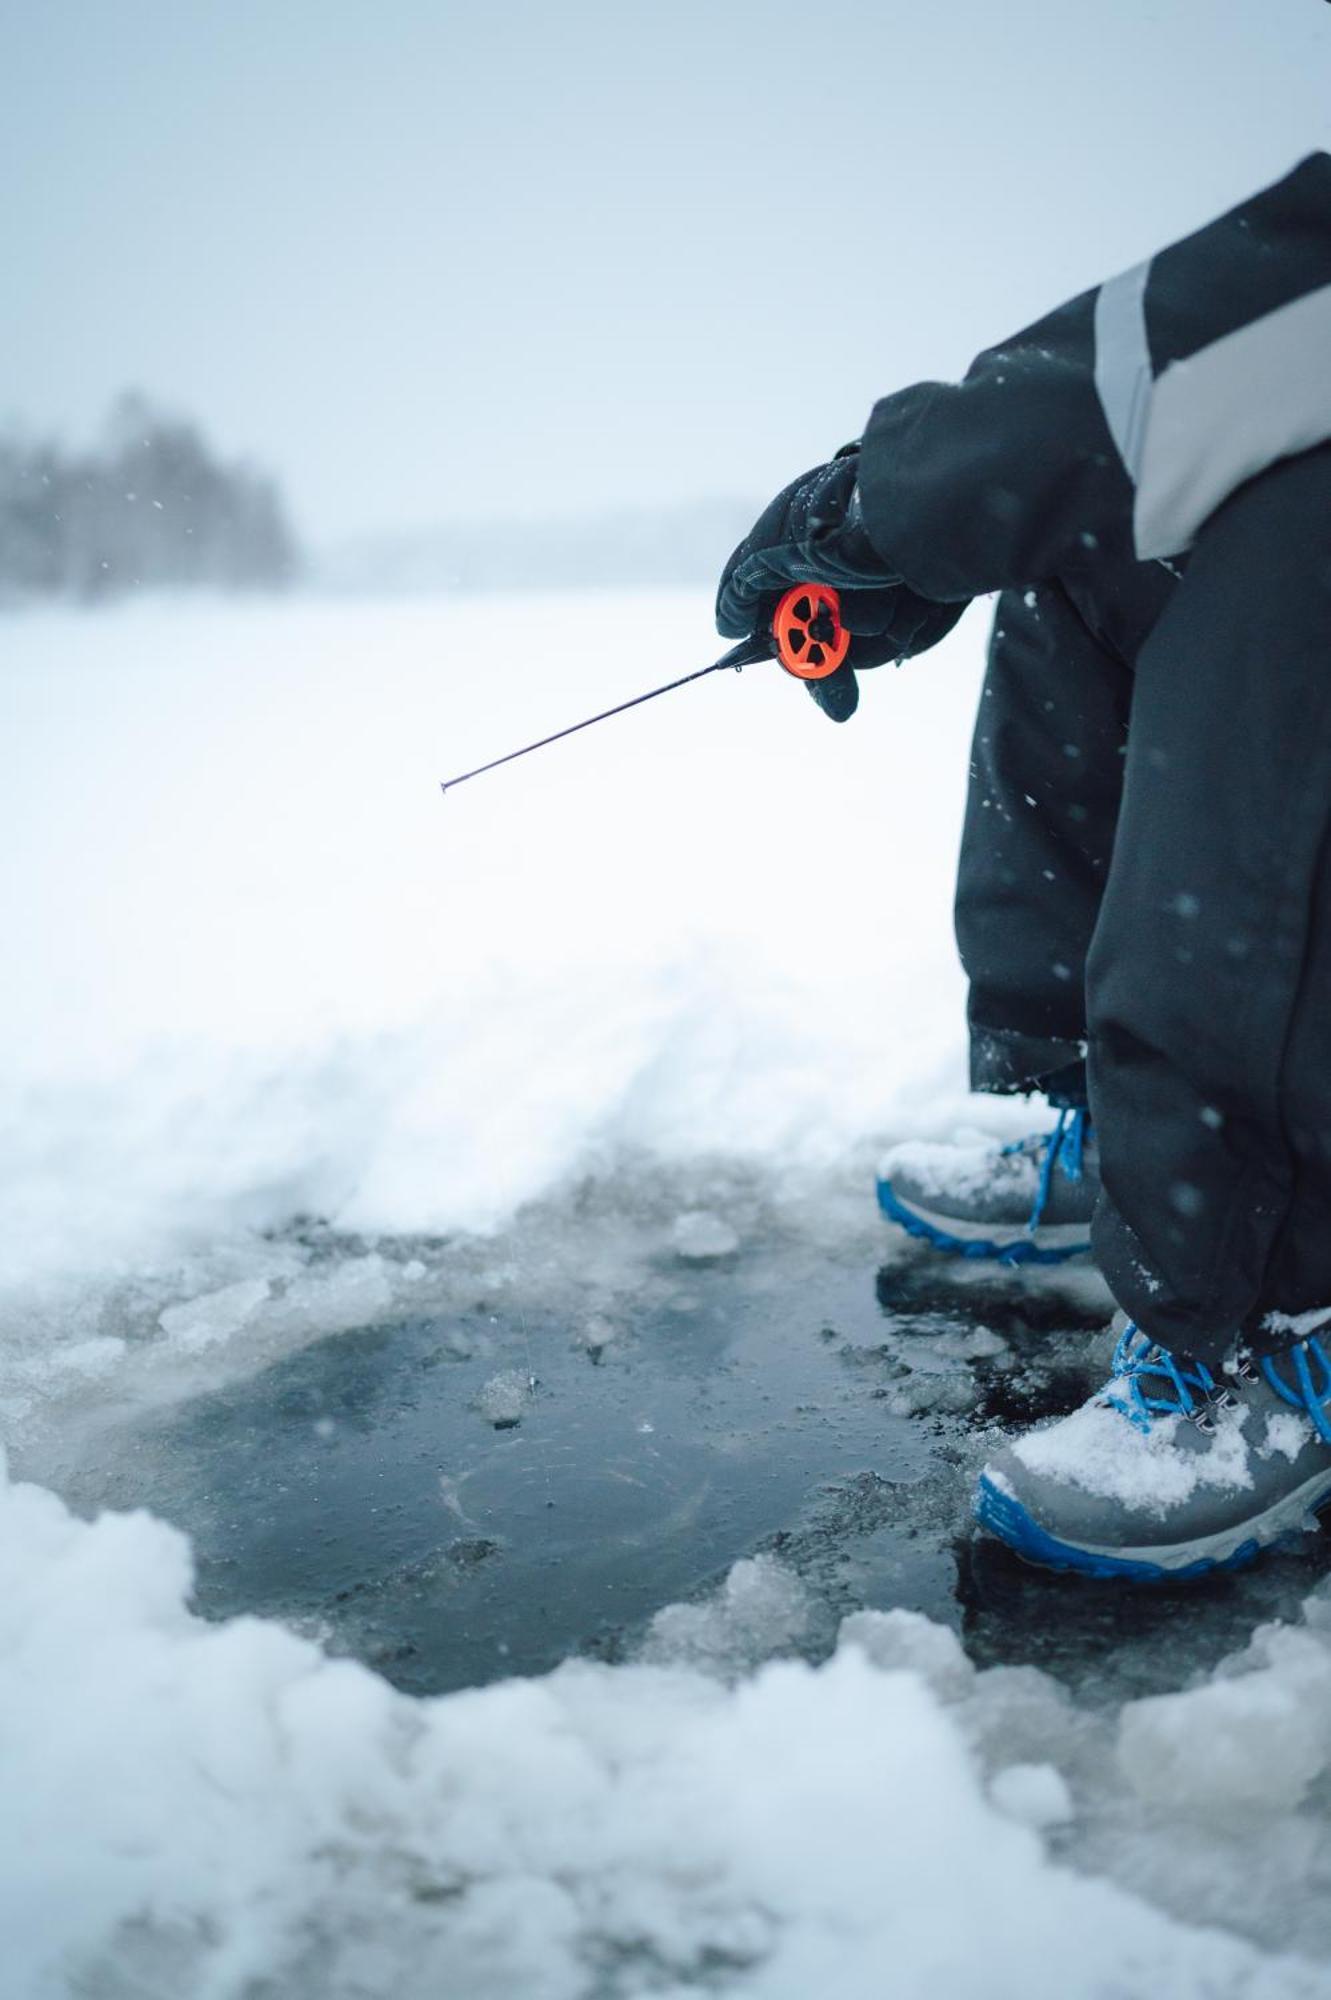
[0,393,301,603]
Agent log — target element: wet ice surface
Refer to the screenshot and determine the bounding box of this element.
[26,1163,1331,1716]
[30,1172,946,1697]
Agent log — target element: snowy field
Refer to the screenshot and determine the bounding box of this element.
[4,590,1331,1997]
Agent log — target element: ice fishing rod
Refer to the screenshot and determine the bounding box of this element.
[439,582,849,795]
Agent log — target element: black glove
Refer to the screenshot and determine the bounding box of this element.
[716,446,964,721]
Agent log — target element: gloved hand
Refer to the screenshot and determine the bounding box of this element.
[716,445,964,720]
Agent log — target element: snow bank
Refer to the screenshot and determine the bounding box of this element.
[2,1459,1322,2000]
[0,590,989,1293]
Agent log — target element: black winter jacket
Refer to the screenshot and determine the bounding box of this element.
[856,153,1331,613]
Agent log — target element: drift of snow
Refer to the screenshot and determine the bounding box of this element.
[2,1459,1326,2000]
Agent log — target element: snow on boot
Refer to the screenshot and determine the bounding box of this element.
[975,1322,1331,1580]
[877,1107,1096,1265]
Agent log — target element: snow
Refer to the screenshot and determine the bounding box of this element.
[1117,1619,1331,1824]
[3,1459,1327,2000]
[4,590,1330,1993]
[880,1131,1039,1203]
[1262,1413,1313,1463]
[0,588,1002,1416]
[1013,1396,1254,1511]
[1263,1306,1331,1341]
[990,1763,1074,1830]
[670,1209,741,1260]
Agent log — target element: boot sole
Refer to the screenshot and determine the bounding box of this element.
[974,1467,1331,1581]
[877,1179,1091,1267]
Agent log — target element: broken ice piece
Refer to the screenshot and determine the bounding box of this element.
[158,1277,271,1351]
[476,1368,534,1428]
[638,1555,810,1672]
[670,1211,740,1261]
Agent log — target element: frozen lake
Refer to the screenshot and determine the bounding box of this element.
[6,595,1331,1996]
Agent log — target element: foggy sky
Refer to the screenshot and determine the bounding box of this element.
[3,1,1329,544]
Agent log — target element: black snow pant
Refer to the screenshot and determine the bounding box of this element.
[955,444,1331,1364]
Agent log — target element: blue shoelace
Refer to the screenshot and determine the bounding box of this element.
[1002,1105,1090,1234]
[1103,1323,1218,1433]
[1261,1334,1331,1446]
[1106,1321,1331,1444]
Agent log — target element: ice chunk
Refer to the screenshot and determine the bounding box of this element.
[670,1211,740,1261]
[887,1372,980,1418]
[639,1556,811,1674]
[264,1257,395,1342]
[914,1325,1010,1363]
[158,1277,271,1351]
[476,1369,533,1428]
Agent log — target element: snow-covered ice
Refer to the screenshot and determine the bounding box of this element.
[3,590,1330,1995]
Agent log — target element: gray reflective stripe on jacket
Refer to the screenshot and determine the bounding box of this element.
[1095,260,1331,559]
[1093,260,1152,482]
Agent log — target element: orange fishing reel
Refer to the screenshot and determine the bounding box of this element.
[770,582,850,680]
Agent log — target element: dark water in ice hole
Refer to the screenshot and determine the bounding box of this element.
[36,1214,1331,1705]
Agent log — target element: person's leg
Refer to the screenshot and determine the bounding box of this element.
[956,582,1134,1106]
[879,585,1134,1259]
[1088,442,1331,1360]
[1259,827,1331,1319]
[974,445,1331,1579]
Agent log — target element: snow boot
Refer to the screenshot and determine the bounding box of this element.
[877,1107,1096,1265]
[975,1321,1331,1579]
